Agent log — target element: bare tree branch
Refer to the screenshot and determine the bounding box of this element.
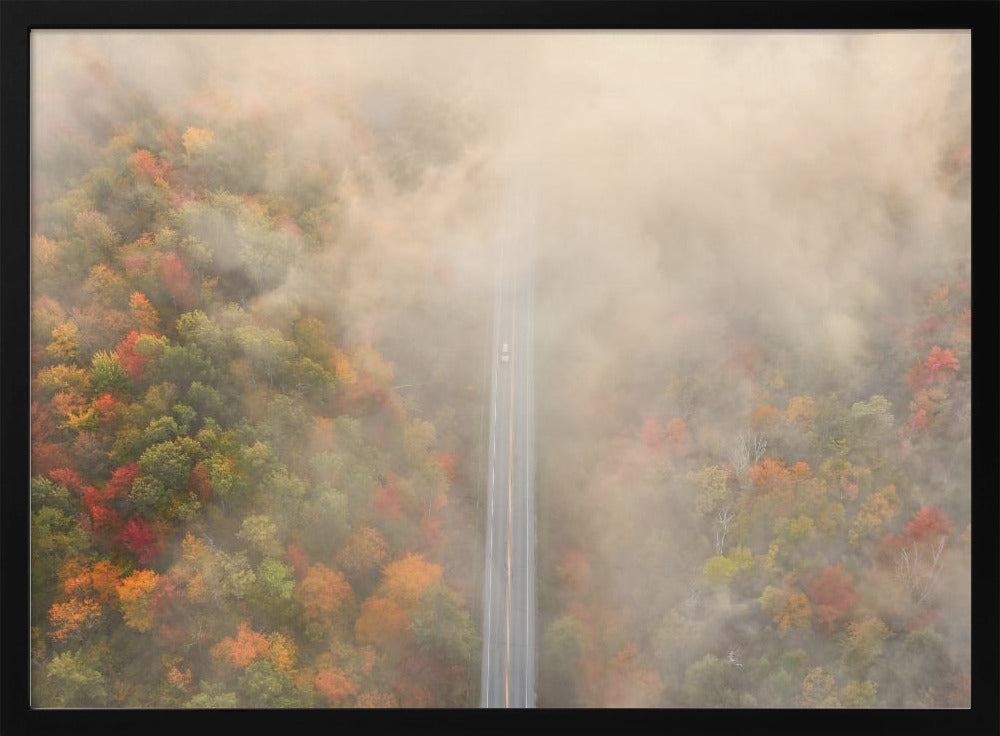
[715,507,735,556]
[732,431,767,479]
[896,538,948,609]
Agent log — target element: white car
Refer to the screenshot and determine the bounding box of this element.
[500,343,510,363]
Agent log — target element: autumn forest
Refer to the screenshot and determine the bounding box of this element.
[29,32,971,708]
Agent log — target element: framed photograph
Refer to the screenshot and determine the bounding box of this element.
[3,2,996,734]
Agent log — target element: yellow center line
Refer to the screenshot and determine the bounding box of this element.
[505,271,517,707]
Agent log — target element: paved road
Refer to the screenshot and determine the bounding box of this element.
[480,224,536,708]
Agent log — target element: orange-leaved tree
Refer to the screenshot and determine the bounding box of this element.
[211,621,272,668]
[354,597,409,646]
[116,568,160,632]
[378,553,442,609]
[313,669,358,705]
[294,563,353,623]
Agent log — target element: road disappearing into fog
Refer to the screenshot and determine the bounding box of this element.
[481,226,536,708]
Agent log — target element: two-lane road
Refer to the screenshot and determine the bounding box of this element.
[481,232,536,708]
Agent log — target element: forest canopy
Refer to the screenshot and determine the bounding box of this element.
[30,31,970,709]
[30,33,489,708]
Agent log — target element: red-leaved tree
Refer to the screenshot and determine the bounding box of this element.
[641,418,663,450]
[806,564,859,631]
[159,252,194,308]
[122,516,162,563]
[130,149,173,182]
[187,462,213,503]
[114,330,156,382]
[373,476,402,518]
[314,670,358,704]
[878,505,955,614]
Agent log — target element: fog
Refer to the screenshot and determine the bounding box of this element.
[31,31,970,708]
[33,32,970,362]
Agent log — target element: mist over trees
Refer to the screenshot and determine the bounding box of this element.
[30,32,969,708]
[31,33,489,707]
[527,34,970,708]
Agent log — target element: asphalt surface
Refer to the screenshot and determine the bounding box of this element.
[480,234,536,708]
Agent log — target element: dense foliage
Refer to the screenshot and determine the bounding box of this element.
[535,202,972,708]
[31,33,971,711]
[30,89,480,708]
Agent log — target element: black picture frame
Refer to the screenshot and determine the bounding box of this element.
[3,3,997,735]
